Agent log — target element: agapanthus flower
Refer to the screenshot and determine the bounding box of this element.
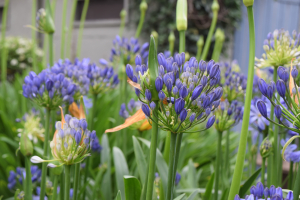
[16,109,45,143]
[257,66,300,135]
[22,70,76,109]
[220,61,247,102]
[249,96,270,132]
[214,100,243,132]
[87,63,119,95]
[280,138,300,162]
[51,58,91,100]
[126,53,222,133]
[235,182,293,200]
[101,35,149,66]
[35,8,55,34]
[8,166,41,190]
[255,29,300,68]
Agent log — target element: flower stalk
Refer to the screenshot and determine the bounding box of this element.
[293,163,300,200]
[211,28,225,62]
[168,31,175,56]
[166,133,177,200]
[24,156,33,200]
[196,36,204,61]
[227,5,255,200]
[60,0,68,58]
[201,0,219,61]
[214,131,222,200]
[73,163,80,200]
[64,165,71,200]
[66,0,78,59]
[31,0,37,72]
[52,175,59,200]
[135,0,147,38]
[77,0,90,58]
[119,9,126,37]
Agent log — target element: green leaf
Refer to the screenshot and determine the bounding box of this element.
[0,136,18,148]
[113,147,129,200]
[137,137,168,197]
[132,136,147,184]
[203,173,215,200]
[220,188,229,200]
[115,191,122,200]
[239,168,261,197]
[173,194,186,200]
[186,190,199,200]
[148,35,159,100]
[187,159,197,188]
[124,175,141,200]
[101,134,112,200]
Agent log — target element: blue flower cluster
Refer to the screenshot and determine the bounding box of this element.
[214,100,243,132]
[8,165,41,190]
[22,70,77,109]
[126,53,221,133]
[119,99,142,119]
[257,66,300,135]
[235,182,293,200]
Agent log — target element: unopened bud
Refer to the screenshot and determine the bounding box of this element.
[260,137,273,158]
[140,1,148,12]
[211,0,220,12]
[197,36,204,48]
[20,134,33,156]
[243,0,254,7]
[176,0,188,31]
[120,9,126,20]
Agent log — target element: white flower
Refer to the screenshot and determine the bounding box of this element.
[30,156,45,163]
[10,59,18,66]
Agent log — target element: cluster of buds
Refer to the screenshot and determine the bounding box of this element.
[101,35,149,66]
[220,61,247,103]
[257,66,300,135]
[22,70,77,109]
[255,29,300,68]
[119,99,142,119]
[235,182,293,200]
[8,166,41,190]
[51,58,91,100]
[214,100,243,132]
[87,62,119,95]
[126,53,222,133]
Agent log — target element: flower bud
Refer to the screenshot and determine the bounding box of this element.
[211,0,220,11]
[260,137,273,158]
[197,36,204,48]
[243,0,254,7]
[168,31,175,43]
[120,9,126,20]
[20,133,33,156]
[36,8,55,34]
[176,0,188,31]
[140,1,148,12]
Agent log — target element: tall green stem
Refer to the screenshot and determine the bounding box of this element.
[166,133,177,200]
[211,38,224,62]
[135,2,146,38]
[288,162,294,189]
[52,176,58,200]
[262,158,266,186]
[73,163,80,200]
[24,156,33,200]
[64,165,71,200]
[215,132,222,200]
[59,172,64,200]
[163,132,171,164]
[40,109,51,200]
[267,156,272,187]
[60,0,68,58]
[172,132,183,182]
[31,0,37,72]
[201,9,218,60]
[66,0,78,59]
[42,35,48,69]
[76,0,89,58]
[48,34,54,66]
[179,31,185,53]
[225,130,230,178]
[293,163,300,200]
[145,103,159,200]
[227,6,255,200]
[1,0,9,112]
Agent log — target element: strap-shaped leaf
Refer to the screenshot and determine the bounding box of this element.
[239,168,261,197]
[203,173,215,200]
[124,176,142,200]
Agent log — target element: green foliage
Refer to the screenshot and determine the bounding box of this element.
[239,168,262,197]
[131,0,241,57]
[124,176,142,200]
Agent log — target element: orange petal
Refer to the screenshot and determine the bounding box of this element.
[69,102,86,119]
[127,77,141,90]
[256,68,262,78]
[163,97,168,105]
[105,109,146,133]
[138,120,152,131]
[59,106,65,128]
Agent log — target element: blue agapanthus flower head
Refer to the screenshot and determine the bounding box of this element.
[87,62,119,94]
[126,53,222,133]
[281,138,300,162]
[8,165,42,190]
[23,69,77,109]
[51,58,91,100]
[90,136,102,153]
[235,182,293,200]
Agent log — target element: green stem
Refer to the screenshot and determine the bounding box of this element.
[24,156,33,200]
[215,132,222,200]
[73,163,80,200]
[52,176,58,200]
[163,132,171,164]
[48,33,54,66]
[42,34,48,69]
[92,167,106,199]
[40,108,51,200]
[267,156,272,187]
[262,158,266,186]
[90,94,97,129]
[60,0,68,58]
[251,154,256,174]
[145,102,159,200]
[172,132,183,183]
[82,157,90,199]
[166,133,177,200]
[66,0,78,59]
[227,6,255,200]
[201,10,218,61]
[135,10,145,38]
[293,162,300,200]
[196,44,203,61]
[76,0,90,58]
[271,68,278,186]
[225,130,230,178]
[169,38,174,56]
[64,165,71,200]
[179,31,185,53]
[31,0,37,72]
[288,162,294,189]
[60,172,64,200]
[211,39,224,62]
[119,14,126,37]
